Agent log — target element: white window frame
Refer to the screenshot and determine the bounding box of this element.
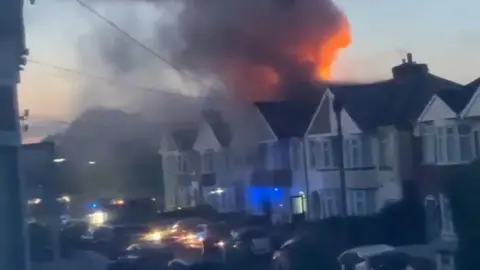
[436,124,474,165]
[319,139,334,169]
[347,189,375,216]
[421,125,436,164]
[378,133,391,168]
[289,139,302,171]
[177,154,191,174]
[344,136,371,168]
[272,140,291,170]
[321,190,339,218]
[308,139,319,169]
[439,194,455,236]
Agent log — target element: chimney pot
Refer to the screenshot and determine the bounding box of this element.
[406,53,413,63]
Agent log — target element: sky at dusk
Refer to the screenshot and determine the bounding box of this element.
[20,0,480,142]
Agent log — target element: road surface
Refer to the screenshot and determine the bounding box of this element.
[31,251,110,270]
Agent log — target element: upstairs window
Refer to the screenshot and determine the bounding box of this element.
[308,139,318,169]
[320,140,334,168]
[177,154,192,174]
[421,125,436,164]
[378,132,392,168]
[307,138,336,170]
[344,136,373,168]
[436,124,474,164]
[257,143,268,169]
[459,125,473,162]
[201,150,215,174]
[290,139,302,171]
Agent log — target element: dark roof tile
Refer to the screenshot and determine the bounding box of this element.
[202,109,232,147]
[255,100,320,139]
[436,77,480,113]
[329,63,462,131]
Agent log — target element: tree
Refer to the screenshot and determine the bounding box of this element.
[444,160,480,270]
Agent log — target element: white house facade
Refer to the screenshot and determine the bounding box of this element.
[304,89,403,220]
[303,54,461,221]
[160,127,200,211]
[416,78,480,270]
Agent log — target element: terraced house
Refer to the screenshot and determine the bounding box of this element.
[304,53,461,220]
[160,126,200,210]
[416,77,480,270]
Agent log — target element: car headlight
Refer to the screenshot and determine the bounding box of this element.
[88,211,107,226]
[144,231,163,242]
[215,240,225,248]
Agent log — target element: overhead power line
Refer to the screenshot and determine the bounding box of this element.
[27,59,194,97]
[74,0,205,86]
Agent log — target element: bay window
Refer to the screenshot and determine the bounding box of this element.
[202,150,215,173]
[378,133,392,168]
[307,138,336,170]
[421,125,436,164]
[321,190,339,218]
[321,140,333,168]
[436,124,474,164]
[344,136,373,168]
[348,189,376,216]
[308,140,318,169]
[290,139,302,170]
[177,154,192,173]
[271,140,291,169]
[459,125,473,161]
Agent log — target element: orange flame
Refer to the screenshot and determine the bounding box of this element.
[298,17,351,80]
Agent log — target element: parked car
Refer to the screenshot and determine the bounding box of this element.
[223,226,273,270]
[107,242,174,270]
[89,224,152,259]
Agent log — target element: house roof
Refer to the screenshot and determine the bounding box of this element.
[202,109,232,147]
[171,128,198,151]
[436,77,480,114]
[253,81,324,139]
[329,60,461,131]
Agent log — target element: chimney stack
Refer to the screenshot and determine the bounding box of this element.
[391,53,428,81]
[406,53,413,64]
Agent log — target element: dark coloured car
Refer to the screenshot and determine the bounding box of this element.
[107,242,175,270]
[223,227,273,270]
[90,224,152,259]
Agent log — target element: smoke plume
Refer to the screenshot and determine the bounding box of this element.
[166,0,351,100]
[81,0,351,102]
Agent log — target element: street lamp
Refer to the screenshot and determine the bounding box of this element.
[53,158,66,163]
[88,161,96,165]
[333,96,348,217]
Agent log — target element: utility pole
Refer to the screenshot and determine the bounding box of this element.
[0,1,29,270]
[333,97,348,217]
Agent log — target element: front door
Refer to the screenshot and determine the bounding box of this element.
[291,195,306,224]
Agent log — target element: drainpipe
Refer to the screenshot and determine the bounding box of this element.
[302,138,311,219]
[333,97,348,218]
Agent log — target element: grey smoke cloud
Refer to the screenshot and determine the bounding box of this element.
[81,0,347,101]
[165,0,347,100]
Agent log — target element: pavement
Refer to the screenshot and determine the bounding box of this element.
[31,250,110,270]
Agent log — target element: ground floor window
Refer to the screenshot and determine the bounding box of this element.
[319,189,339,218]
[347,189,376,216]
[437,253,455,270]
